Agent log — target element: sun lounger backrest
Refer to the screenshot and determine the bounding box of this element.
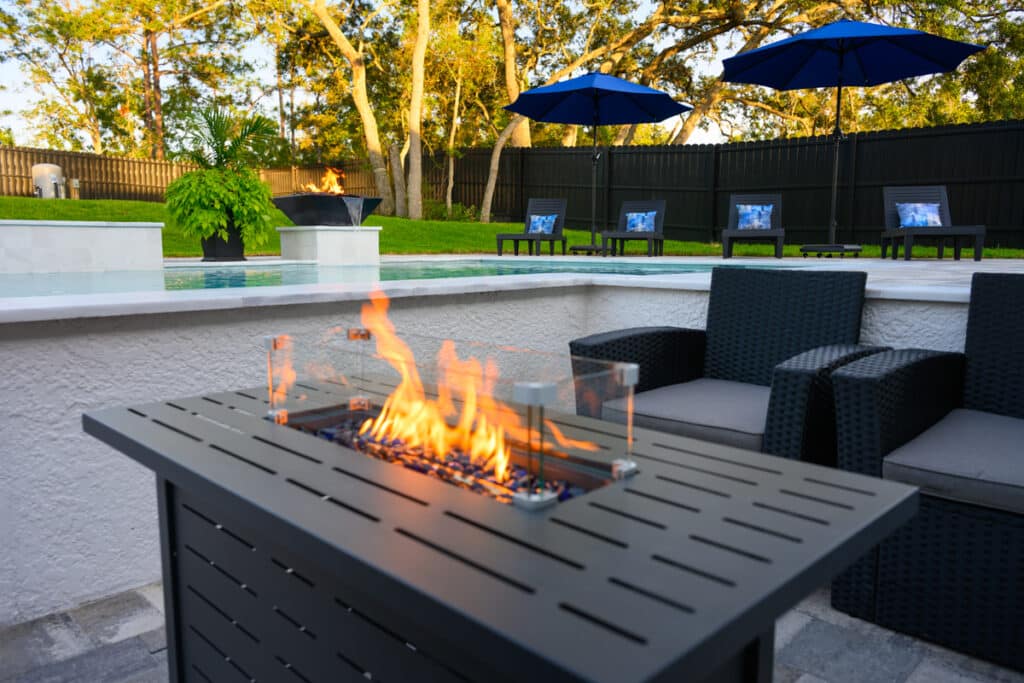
[882,185,953,229]
[615,200,666,233]
[523,198,567,236]
[727,193,782,231]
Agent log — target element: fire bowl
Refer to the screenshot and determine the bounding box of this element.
[272,193,382,226]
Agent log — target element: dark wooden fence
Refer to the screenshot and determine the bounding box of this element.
[3,120,1021,246]
[425,119,1024,247]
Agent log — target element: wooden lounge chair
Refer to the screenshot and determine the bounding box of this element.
[600,199,667,257]
[831,273,1024,671]
[496,198,567,256]
[721,193,784,258]
[881,185,985,261]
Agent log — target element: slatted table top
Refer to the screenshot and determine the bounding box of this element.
[84,380,917,683]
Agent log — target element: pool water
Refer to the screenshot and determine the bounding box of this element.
[1,260,771,298]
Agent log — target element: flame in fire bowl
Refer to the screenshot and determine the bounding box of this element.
[272,193,383,226]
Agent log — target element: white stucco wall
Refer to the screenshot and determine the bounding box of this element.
[0,283,969,627]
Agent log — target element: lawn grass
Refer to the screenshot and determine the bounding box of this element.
[1,195,1019,259]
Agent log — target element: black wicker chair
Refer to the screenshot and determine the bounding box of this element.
[721,193,785,259]
[880,185,985,261]
[600,199,667,257]
[830,272,1024,671]
[496,198,568,256]
[569,268,882,464]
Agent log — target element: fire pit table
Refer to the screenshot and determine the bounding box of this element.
[83,317,916,683]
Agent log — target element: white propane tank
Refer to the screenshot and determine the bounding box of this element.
[32,163,66,199]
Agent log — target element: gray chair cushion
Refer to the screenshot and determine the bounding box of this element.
[883,408,1024,514]
[603,378,771,451]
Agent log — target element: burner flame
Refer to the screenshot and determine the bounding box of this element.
[303,167,346,194]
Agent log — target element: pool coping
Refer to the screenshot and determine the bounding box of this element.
[0,255,993,324]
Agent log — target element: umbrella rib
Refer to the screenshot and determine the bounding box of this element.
[877,35,963,77]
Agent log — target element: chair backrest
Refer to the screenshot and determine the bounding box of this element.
[615,199,666,234]
[882,185,953,229]
[727,193,782,231]
[523,198,567,236]
[704,268,867,386]
[964,273,1024,419]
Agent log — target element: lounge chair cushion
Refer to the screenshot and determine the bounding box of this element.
[883,408,1024,514]
[736,204,774,230]
[528,214,557,233]
[895,202,942,227]
[603,378,771,451]
[625,211,657,232]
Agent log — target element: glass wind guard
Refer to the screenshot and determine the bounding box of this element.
[265,318,638,509]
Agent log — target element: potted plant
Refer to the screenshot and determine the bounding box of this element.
[166,107,279,261]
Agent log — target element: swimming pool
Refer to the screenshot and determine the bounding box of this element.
[0,259,779,298]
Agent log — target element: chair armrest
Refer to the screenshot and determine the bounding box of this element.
[764,344,889,463]
[569,327,706,417]
[832,349,965,477]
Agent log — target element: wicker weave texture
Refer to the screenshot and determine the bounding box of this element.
[964,273,1024,419]
[569,327,706,417]
[764,344,886,463]
[704,268,867,386]
[830,346,1023,671]
[876,496,1024,671]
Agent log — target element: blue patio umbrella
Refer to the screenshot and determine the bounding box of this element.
[505,73,690,250]
[723,19,984,249]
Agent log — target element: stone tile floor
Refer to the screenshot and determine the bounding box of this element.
[1,584,1021,683]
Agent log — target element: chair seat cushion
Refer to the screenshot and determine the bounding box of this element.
[883,408,1024,514]
[603,378,771,451]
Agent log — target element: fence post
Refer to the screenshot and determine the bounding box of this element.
[709,144,720,242]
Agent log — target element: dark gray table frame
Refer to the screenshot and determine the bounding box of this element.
[84,380,915,683]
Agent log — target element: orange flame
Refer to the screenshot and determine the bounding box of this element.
[354,290,600,483]
[267,335,297,415]
[303,167,346,194]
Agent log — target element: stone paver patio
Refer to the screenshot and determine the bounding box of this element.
[1,583,1021,683]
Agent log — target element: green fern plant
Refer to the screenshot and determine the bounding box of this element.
[165,107,279,249]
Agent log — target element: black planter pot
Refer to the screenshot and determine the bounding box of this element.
[200,222,246,261]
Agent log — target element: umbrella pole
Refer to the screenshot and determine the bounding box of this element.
[591,124,599,246]
[828,83,843,245]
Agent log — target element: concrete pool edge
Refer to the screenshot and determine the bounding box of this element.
[3,254,1015,324]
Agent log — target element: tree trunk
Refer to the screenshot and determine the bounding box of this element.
[446,75,463,218]
[308,0,395,215]
[275,49,287,138]
[148,31,165,160]
[480,115,524,223]
[561,125,578,147]
[613,123,638,145]
[406,0,429,219]
[673,82,724,144]
[390,143,408,218]
[495,0,530,148]
[140,32,155,157]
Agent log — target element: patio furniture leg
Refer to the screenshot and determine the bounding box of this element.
[549,240,555,256]
[891,238,900,260]
[497,238,504,256]
[937,240,945,259]
[953,237,962,261]
[723,235,733,259]
[561,239,567,255]
[514,240,521,256]
[775,236,784,258]
[881,237,888,259]
[903,235,914,261]
[974,234,983,261]
[647,238,653,257]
